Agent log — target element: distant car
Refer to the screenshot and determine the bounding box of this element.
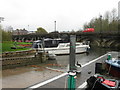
[82,28,94,32]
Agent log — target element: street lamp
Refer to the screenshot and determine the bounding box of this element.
[28,25,29,31]
[118,1,120,33]
[54,21,56,32]
[118,1,120,55]
[100,15,102,47]
[100,15,102,34]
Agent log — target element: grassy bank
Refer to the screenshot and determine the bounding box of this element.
[2,41,32,52]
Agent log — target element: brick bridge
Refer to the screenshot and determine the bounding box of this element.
[12,31,120,48]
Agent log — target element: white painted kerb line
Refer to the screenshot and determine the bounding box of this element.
[27,53,108,89]
[78,81,87,88]
[78,53,108,88]
[82,53,108,67]
[29,72,68,88]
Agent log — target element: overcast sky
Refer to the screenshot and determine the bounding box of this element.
[0,0,119,32]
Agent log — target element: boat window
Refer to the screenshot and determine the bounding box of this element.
[117,61,120,64]
[37,43,42,48]
[52,40,56,44]
[32,42,42,48]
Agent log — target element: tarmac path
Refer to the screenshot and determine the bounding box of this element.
[27,52,118,89]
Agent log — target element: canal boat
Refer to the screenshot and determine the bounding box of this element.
[36,43,90,55]
[32,38,90,55]
[86,54,120,90]
[86,74,120,90]
[105,59,120,78]
[39,42,90,55]
[32,38,64,48]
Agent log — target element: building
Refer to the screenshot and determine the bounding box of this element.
[12,29,28,35]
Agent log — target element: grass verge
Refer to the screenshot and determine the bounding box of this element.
[2,41,32,53]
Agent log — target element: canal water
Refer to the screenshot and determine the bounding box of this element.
[2,47,115,88]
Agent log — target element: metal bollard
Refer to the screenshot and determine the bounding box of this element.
[107,54,112,60]
[68,71,76,90]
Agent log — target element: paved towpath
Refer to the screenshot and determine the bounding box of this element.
[25,52,118,89]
